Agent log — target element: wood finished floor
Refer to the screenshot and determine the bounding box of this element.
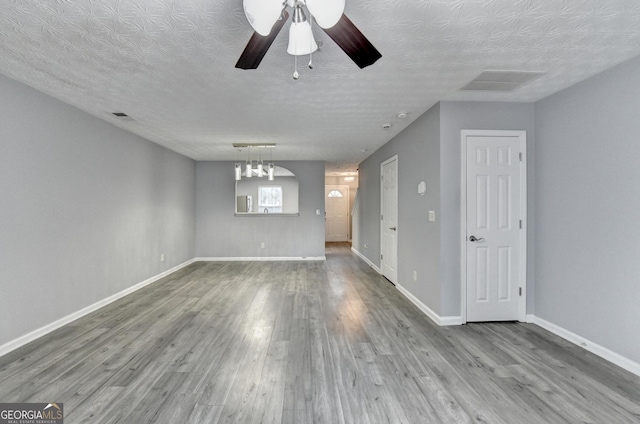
[1,243,639,423]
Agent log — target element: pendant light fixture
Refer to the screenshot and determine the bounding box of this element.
[245,146,252,178]
[233,143,276,181]
[268,145,275,180]
[234,149,242,181]
[268,163,275,181]
[257,148,264,177]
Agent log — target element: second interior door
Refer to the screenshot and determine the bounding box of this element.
[381,156,398,284]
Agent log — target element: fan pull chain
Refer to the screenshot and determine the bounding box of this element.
[308,17,314,69]
[293,54,299,80]
[292,25,300,80]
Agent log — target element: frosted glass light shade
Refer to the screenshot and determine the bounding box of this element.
[306,0,345,28]
[235,163,242,181]
[246,161,252,178]
[287,21,318,56]
[257,162,264,177]
[243,0,282,36]
[268,163,275,181]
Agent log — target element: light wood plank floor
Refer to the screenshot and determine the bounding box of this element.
[1,243,639,423]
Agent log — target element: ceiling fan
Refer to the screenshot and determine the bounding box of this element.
[235,0,382,73]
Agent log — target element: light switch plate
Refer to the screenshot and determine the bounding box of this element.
[429,211,436,221]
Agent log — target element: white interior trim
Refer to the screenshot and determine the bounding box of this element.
[460,129,527,323]
[532,316,640,378]
[351,247,382,274]
[195,256,326,262]
[396,283,463,326]
[380,155,398,284]
[0,258,197,358]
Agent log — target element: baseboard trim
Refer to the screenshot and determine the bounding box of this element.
[532,316,640,377]
[195,256,326,262]
[350,247,382,274]
[0,258,197,359]
[396,283,463,327]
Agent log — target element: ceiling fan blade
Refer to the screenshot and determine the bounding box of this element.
[322,14,381,69]
[235,10,289,70]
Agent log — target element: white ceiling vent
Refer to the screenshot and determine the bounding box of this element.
[460,70,546,92]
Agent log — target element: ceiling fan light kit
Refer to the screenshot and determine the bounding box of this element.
[236,0,381,78]
[287,6,318,56]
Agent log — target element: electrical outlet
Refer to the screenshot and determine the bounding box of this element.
[160,253,165,262]
[428,211,436,222]
[413,270,417,281]
[260,242,265,248]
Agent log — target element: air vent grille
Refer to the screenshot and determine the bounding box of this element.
[111,112,135,122]
[460,70,545,92]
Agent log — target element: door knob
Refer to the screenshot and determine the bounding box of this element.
[469,235,484,242]
[389,227,397,231]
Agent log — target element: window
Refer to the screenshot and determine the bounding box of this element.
[327,190,343,198]
[259,186,283,213]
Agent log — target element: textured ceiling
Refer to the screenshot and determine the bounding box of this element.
[2,0,640,172]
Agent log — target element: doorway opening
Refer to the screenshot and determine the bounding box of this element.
[324,173,358,248]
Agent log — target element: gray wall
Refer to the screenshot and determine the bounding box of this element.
[196,161,325,258]
[354,103,442,314]
[439,101,536,316]
[0,74,196,348]
[534,55,640,364]
[355,102,535,318]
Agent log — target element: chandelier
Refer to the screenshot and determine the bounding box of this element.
[234,143,276,181]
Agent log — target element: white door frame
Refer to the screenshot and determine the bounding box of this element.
[460,130,527,323]
[380,155,398,284]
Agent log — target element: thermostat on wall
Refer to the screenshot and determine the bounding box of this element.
[418,181,426,195]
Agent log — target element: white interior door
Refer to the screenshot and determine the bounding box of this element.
[325,185,349,242]
[381,156,398,284]
[463,130,526,322]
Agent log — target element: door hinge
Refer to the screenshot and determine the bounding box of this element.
[381,214,384,220]
[519,152,523,162]
[519,287,522,296]
[381,254,383,260]
[519,219,522,229]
